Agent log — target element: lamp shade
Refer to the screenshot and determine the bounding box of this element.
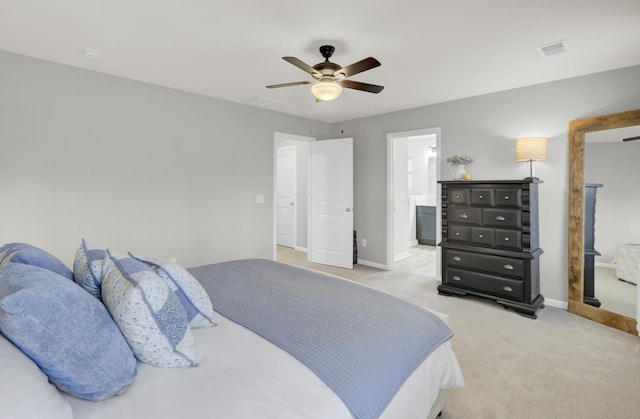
[515,137,547,161]
[311,79,342,101]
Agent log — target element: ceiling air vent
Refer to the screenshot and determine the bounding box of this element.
[244,97,279,108]
[536,39,568,57]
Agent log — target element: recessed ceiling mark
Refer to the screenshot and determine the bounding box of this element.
[536,39,568,57]
[82,48,101,59]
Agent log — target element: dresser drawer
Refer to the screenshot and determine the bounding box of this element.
[482,208,521,228]
[445,249,524,279]
[471,189,494,206]
[470,227,494,246]
[448,225,469,243]
[449,207,481,224]
[495,188,522,207]
[495,229,522,250]
[445,267,524,301]
[449,188,469,204]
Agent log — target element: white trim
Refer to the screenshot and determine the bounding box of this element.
[595,262,616,270]
[544,298,568,310]
[357,259,389,270]
[294,245,308,252]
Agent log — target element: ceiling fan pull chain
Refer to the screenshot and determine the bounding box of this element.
[341,93,344,134]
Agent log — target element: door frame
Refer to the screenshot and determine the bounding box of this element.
[386,128,442,273]
[273,132,315,260]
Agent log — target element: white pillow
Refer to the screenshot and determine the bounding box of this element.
[0,333,73,419]
[101,251,197,368]
[130,254,215,328]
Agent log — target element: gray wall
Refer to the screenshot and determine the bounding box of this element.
[334,65,640,303]
[2,48,640,303]
[585,142,640,262]
[0,51,330,268]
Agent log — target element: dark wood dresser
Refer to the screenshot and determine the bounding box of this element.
[437,180,544,318]
[582,183,602,307]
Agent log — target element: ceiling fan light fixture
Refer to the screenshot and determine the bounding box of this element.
[311,79,342,101]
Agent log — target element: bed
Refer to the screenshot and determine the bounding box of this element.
[0,243,464,419]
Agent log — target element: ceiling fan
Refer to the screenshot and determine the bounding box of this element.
[266,45,384,101]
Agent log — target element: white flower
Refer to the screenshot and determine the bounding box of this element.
[446,155,473,165]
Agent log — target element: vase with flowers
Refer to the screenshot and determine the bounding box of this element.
[446,155,473,180]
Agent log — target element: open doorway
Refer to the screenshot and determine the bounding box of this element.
[273,132,314,261]
[387,128,441,275]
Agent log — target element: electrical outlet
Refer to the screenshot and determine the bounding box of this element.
[361,239,367,248]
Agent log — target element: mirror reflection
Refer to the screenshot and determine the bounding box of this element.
[584,126,640,318]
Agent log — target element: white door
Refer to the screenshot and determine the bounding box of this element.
[276,146,297,248]
[309,138,353,269]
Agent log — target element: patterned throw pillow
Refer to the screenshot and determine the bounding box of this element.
[0,242,73,280]
[0,262,138,401]
[73,239,106,298]
[130,254,215,328]
[101,251,197,368]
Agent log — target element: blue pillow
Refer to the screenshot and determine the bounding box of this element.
[130,254,216,328]
[101,251,197,368]
[0,242,73,281]
[73,239,106,298]
[0,262,138,401]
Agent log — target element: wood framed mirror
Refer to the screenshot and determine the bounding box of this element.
[568,108,640,336]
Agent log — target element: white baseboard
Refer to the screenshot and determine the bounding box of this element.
[544,298,568,310]
[294,246,307,252]
[394,252,410,261]
[357,259,389,270]
[595,261,616,270]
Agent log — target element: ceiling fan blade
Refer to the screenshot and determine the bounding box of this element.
[622,136,640,142]
[266,81,314,89]
[282,57,322,77]
[334,57,381,78]
[339,79,384,94]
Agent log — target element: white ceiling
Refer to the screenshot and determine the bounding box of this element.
[2,0,639,123]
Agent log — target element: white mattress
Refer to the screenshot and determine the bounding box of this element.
[66,311,463,419]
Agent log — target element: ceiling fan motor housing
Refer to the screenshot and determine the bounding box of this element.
[319,45,335,61]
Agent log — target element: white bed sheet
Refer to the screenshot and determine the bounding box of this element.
[66,312,463,419]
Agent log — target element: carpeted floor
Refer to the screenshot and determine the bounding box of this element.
[595,266,637,318]
[277,245,640,419]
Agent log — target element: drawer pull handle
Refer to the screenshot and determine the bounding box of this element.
[504,237,510,241]
[478,234,484,238]
[503,286,513,292]
[455,232,461,236]
[504,196,510,200]
[452,276,461,281]
[504,264,514,270]
[459,214,468,219]
[479,195,484,199]
[455,194,461,199]
[453,256,462,261]
[495,216,506,221]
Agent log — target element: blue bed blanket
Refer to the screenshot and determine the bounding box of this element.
[189,259,453,419]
